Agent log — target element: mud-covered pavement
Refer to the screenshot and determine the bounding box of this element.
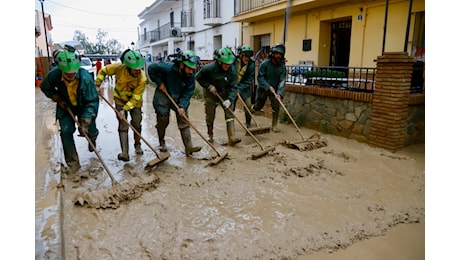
[35,81,424,259]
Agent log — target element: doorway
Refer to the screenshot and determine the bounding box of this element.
[330,20,351,67]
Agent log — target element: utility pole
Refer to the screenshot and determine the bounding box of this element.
[39,0,51,68]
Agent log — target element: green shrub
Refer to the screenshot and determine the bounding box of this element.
[302,70,346,78]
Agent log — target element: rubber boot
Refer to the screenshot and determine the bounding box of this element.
[227,121,241,146]
[180,127,202,156]
[67,161,81,174]
[117,131,130,161]
[88,136,97,152]
[62,134,80,173]
[207,124,214,143]
[157,116,168,152]
[158,128,167,152]
[134,133,143,155]
[245,113,252,129]
[271,112,281,133]
[159,140,167,152]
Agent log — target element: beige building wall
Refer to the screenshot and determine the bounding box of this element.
[238,0,424,67]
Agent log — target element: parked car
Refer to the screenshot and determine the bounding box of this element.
[80,57,95,79]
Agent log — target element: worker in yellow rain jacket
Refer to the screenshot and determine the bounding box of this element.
[95,49,147,161]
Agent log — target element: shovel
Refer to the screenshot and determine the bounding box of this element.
[273,92,321,150]
[215,92,275,159]
[66,105,161,209]
[236,93,271,136]
[163,90,228,166]
[65,106,119,186]
[99,94,170,167]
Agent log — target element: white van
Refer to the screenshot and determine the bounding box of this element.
[80,57,96,79]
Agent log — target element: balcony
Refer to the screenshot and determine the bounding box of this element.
[139,22,182,47]
[203,0,222,26]
[233,0,347,23]
[181,10,195,33]
[235,0,281,14]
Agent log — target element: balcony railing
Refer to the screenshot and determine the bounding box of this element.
[181,10,195,28]
[235,0,282,15]
[139,22,182,46]
[204,0,221,19]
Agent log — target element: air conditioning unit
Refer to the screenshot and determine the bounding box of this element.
[170,27,179,37]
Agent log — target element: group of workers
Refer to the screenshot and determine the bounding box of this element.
[39,43,287,174]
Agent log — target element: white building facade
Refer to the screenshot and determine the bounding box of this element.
[137,0,240,62]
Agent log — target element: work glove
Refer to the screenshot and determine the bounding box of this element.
[177,107,186,118]
[80,118,91,134]
[117,110,126,120]
[79,118,91,135]
[222,99,231,109]
[95,78,102,87]
[208,85,218,95]
[269,86,281,100]
[51,94,67,109]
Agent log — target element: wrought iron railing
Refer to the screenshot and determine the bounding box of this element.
[284,65,424,94]
[139,22,182,46]
[235,0,282,15]
[181,10,195,28]
[204,0,221,19]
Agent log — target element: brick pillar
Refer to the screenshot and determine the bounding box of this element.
[369,52,414,151]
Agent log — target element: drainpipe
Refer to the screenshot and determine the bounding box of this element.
[39,0,51,68]
[381,0,389,54]
[282,0,293,44]
[403,0,414,52]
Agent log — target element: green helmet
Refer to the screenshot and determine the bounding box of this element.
[237,45,254,57]
[214,47,235,64]
[122,50,144,70]
[178,50,199,69]
[53,46,81,73]
[271,43,286,55]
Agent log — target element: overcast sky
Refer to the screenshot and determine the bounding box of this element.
[35,0,154,49]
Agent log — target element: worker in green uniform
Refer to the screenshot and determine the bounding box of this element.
[195,47,241,146]
[147,50,202,156]
[40,45,99,173]
[252,43,287,132]
[233,44,255,128]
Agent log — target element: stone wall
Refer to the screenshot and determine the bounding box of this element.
[245,78,425,148]
[203,52,425,150]
[276,86,373,143]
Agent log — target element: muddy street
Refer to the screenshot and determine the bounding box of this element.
[35,81,424,259]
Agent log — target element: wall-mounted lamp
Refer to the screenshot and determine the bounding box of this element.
[358,8,363,21]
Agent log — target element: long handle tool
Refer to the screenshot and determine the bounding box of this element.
[273,92,306,141]
[163,91,228,166]
[273,92,325,150]
[236,93,271,135]
[99,94,170,168]
[215,93,275,159]
[65,106,119,186]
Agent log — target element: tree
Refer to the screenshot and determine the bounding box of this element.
[72,29,123,55]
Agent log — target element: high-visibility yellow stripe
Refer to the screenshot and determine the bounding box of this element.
[225,118,234,123]
[132,94,141,100]
[125,101,134,109]
[96,74,105,81]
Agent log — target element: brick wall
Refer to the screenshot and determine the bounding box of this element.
[368,52,414,151]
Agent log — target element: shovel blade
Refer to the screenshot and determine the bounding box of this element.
[251,146,276,160]
[146,152,170,167]
[245,126,271,136]
[208,151,228,166]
